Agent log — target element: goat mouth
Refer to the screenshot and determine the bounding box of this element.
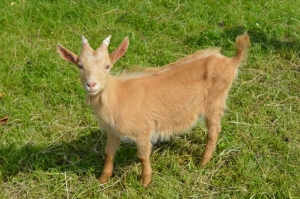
[86,89,100,96]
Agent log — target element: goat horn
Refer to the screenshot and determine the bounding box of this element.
[102,35,112,47]
[81,35,90,48]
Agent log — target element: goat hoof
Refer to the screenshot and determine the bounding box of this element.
[200,158,210,167]
[140,175,152,187]
[99,173,111,184]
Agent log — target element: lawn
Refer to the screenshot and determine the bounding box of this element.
[0,0,299,198]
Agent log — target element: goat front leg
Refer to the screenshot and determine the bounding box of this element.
[136,137,152,187]
[201,112,222,166]
[99,132,121,184]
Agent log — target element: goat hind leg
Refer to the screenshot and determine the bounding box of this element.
[201,112,222,166]
[136,137,152,187]
[99,132,121,183]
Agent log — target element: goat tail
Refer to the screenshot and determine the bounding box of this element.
[232,32,250,66]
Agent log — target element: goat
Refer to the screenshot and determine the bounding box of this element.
[57,33,250,187]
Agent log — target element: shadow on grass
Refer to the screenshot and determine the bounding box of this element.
[231,26,300,60]
[185,25,300,60]
[0,130,138,181]
[0,128,210,182]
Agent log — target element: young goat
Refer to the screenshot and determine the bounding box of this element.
[57,33,250,187]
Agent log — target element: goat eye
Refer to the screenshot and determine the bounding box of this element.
[105,65,110,69]
[78,64,84,70]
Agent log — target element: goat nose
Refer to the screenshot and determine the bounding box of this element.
[87,81,96,88]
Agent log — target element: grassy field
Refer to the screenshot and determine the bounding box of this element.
[1,0,300,198]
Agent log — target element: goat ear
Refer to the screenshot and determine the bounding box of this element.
[57,44,79,65]
[110,37,129,64]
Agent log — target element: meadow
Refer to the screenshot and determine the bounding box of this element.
[0,0,299,198]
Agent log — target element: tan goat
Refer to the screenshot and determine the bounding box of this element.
[57,33,250,187]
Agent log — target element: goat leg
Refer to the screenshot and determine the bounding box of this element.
[136,137,152,187]
[201,112,222,166]
[99,132,121,183]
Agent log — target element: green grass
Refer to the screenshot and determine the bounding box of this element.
[1,0,300,198]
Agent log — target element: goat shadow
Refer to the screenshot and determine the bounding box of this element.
[0,130,133,181]
[185,25,300,61]
[0,128,208,182]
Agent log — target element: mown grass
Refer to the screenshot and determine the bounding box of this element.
[1,0,299,198]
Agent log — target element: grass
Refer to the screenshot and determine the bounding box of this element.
[1,0,300,198]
